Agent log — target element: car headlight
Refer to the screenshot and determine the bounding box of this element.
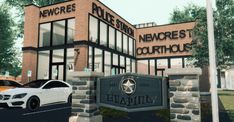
[12,93,27,99]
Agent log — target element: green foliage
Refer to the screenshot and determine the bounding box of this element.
[6,0,67,37]
[0,4,17,73]
[170,0,234,69]
[100,107,128,118]
[9,59,22,77]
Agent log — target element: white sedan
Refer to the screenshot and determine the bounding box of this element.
[0,80,72,111]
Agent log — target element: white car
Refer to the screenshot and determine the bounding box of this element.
[0,80,72,111]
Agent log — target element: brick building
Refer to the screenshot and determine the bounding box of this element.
[22,0,195,83]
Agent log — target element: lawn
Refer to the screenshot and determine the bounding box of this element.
[218,90,234,121]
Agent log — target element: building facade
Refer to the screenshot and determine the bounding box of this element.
[22,0,195,83]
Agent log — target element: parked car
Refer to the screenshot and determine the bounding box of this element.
[0,80,72,111]
[0,79,22,92]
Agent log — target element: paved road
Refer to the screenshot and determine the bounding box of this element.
[0,103,71,122]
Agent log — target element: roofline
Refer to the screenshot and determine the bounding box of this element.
[25,0,73,8]
[95,0,136,29]
[25,1,195,30]
[136,21,196,29]
[25,0,136,29]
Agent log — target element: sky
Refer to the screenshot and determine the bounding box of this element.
[99,0,216,25]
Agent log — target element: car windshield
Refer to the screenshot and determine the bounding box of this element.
[0,80,21,87]
[23,80,49,88]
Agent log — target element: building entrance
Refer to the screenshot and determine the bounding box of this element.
[51,63,64,80]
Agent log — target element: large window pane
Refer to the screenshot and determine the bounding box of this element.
[53,49,64,63]
[100,21,107,46]
[66,48,74,80]
[88,46,93,70]
[116,31,122,52]
[53,20,65,46]
[132,59,136,73]
[104,51,111,76]
[39,23,51,47]
[133,39,136,56]
[37,51,50,79]
[94,48,103,72]
[109,26,115,49]
[137,60,148,75]
[129,38,133,56]
[156,59,167,77]
[89,16,98,43]
[123,34,128,54]
[157,59,168,69]
[120,56,125,67]
[171,58,182,68]
[150,60,155,75]
[113,54,118,66]
[67,19,75,44]
[126,58,131,73]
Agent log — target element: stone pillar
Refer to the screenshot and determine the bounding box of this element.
[69,71,103,122]
[165,68,202,122]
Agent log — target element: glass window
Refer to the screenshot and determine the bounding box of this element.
[94,48,103,72]
[100,21,107,46]
[184,58,194,68]
[123,34,128,54]
[37,51,50,79]
[66,48,74,80]
[120,56,125,67]
[150,59,155,75]
[104,51,111,76]
[116,31,122,52]
[53,20,65,46]
[171,58,182,68]
[129,38,133,56]
[126,58,131,73]
[89,16,98,43]
[67,19,75,44]
[88,46,93,70]
[113,53,118,66]
[109,26,115,49]
[53,49,64,63]
[137,60,148,75]
[43,81,68,89]
[157,59,168,69]
[132,59,136,73]
[133,39,136,56]
[39,23,51,47]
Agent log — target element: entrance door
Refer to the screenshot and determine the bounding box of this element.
[51,64,64,80]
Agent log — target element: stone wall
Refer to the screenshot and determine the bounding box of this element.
[166,68,202,122]
[68,71,103,122]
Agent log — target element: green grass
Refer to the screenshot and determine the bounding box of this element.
[218,90,234,121]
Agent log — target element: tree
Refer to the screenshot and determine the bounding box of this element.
[0,4,17,73]
[170,0,234,69]
[9,59,22,79]
[6,0,67,38]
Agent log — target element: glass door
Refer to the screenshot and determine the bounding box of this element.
[51,64,64,80]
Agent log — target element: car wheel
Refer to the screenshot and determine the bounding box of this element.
[67,94,72,104]
[26,96,40,111]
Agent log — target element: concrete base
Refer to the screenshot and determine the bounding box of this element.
[77,115,103,122]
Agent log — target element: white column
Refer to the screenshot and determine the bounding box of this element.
[206,0,219,122]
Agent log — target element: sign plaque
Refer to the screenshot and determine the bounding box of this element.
[97,73,168,112]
